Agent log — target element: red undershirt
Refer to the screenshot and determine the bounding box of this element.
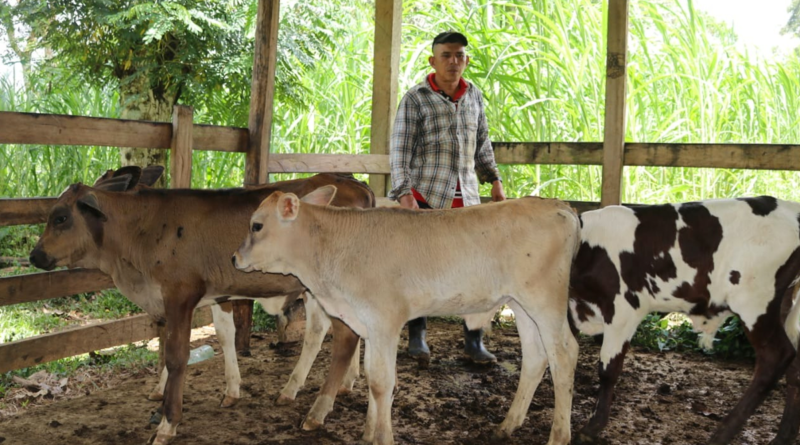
[412,73,470,208]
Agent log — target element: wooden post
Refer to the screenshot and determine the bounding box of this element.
[368,0,402,197]
[170,105,193,189]
[245,0,280,187]
[236,0,281,353]
[600,0,630,207]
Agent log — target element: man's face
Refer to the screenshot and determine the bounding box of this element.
[428,42,469,83]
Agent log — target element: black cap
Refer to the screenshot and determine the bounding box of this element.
[432,31,468,52]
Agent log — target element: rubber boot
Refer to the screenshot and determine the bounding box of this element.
[407,317,430,362]
[463,322,496,364]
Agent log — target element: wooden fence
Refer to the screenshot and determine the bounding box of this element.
[2,107,799,373]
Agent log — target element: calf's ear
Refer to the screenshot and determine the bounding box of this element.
[139,165,165,187]
[300,185,338,206]
[77,193,108,221]
[277,194,300,222]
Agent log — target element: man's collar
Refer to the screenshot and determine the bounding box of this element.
[427,73,469,102]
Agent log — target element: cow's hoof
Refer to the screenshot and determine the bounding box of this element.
[275,394,294,406]
[148,432,175,445]
[302,416,323,431]
[220,395,239,408]
[147,392,164,402]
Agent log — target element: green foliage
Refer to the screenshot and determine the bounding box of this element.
[631,313,755,360]
[632,313,701,353]
[252,301,277,332]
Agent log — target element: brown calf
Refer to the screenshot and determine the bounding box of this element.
[30,169,371,444]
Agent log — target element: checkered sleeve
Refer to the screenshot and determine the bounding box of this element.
[389,92,420,200]
[473,90,501,184]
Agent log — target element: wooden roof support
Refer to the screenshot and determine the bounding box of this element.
[237,0,281,353]
[600,0,630,207]
[369,0,402,197]
[245,0,280,187]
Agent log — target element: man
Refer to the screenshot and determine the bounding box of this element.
[389,31,506,364]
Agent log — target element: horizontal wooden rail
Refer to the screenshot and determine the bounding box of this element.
[492,142,800,171]
[0,306,213,373]
[0,269,115,307]
[493,142,604,165]
[0,111,249,152]
[269,153,391,174]
[0,198,55,227]
[624,143,800,170]
[0,111,173,149]
[193,124,247,152]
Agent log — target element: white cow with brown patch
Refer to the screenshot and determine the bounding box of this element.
[234,186,582,445]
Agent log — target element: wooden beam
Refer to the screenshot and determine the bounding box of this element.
[0,269,115,307]
[268,154,391,174]
[170,105,194,189]
[0,198,55,227]
[600,0,630,207]
[245,0,280,186]
[0,111,172,149]
[368,0,402,197]
[193,125,248,153]
[0,306,213,373]
[493,142,604,165]
[624,143,800,170]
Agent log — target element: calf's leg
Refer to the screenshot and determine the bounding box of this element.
[708,321,794,445]
[495,301,548,438]
[524,301,578,445]
[151,288,202,445]
[361,330,399,445]
[277,295,332,404]
[303,316,361,430]
[577,314,641,442]
[771,351,800,445]
[210,302,241,407]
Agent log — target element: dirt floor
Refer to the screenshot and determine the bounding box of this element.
[0,319,789,445]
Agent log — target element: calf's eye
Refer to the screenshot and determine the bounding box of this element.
[252,223,263,233]
[54,216,68,225]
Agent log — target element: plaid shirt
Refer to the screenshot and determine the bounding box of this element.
[389,77,501,209]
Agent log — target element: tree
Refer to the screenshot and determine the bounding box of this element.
[9,0,337,182]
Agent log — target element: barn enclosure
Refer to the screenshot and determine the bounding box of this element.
[0,1,799,443]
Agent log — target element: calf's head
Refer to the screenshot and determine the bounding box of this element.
[29,166,163,271]
[233,185,337,274]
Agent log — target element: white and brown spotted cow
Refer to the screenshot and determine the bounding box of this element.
[29,168,371,445]
[570,196,800,445]
[234,186,582,445]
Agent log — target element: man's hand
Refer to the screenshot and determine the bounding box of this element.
[491,180,506,202]
[399,194,420,210]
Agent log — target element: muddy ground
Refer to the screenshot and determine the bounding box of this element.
[0,319,788,445]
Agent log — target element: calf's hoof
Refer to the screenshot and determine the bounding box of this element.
[220,395,239,408]
[147,392,164,402]
[492,428,512,441]
[148,432,175,445]
[149,410,163,425]
[337,386,352,396]
[302,416,323,431]
[275,393,295,406]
